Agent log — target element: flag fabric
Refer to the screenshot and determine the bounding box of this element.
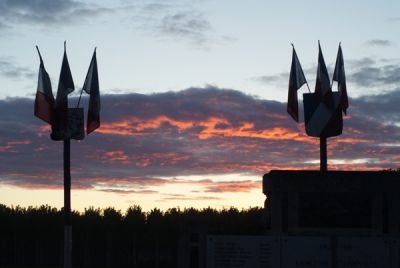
[287,46,307,122]
[333,43,349,115]
[54,43,75,132]
[82,48,100,135]
[34,46,55,125]
[315,42,334,110]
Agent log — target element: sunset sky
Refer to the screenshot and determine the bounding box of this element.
[1,0,400,212]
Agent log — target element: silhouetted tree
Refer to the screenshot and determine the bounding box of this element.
[125,205,146,268]
[0,203,265,267]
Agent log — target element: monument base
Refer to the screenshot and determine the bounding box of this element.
[206,235,397,268]
[263,170,400,235]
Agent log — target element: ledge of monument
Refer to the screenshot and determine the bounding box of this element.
[262,169,400,193]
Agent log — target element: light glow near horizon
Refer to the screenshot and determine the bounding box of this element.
[1,0,400,211]
[0,174,265,212]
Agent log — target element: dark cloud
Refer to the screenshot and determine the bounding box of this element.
[253,65,316,88]
[0,57,35,80]
[141,3,173,13]
[1,87,400,193]
[256,55,400,92]
[364,39,393,47]
[0,0,112,29]
[346,57,376,68]
[351,90,400,125]
[0,21,6,30]
[131,2,229,47]
[253,72,288,86]
[160,11,211,44]
[332,57,400,90]
[349,62,400,88]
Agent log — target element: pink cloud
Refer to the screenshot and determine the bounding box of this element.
[1,87,400,195]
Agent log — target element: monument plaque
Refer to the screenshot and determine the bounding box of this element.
[281,237,331,268]
[206,235,280,268]
[337,237,390,267]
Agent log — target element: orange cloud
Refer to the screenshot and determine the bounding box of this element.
[0,139,32,153]
[103,150,129,162]
[197,117,308,142]
[135,115,194,132]
[97,115,312,143]
[98,115,194,136]
[97,120,133,135]
[38,124,51,136]
[200,180,261,193]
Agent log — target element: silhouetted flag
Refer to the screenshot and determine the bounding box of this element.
[315,42,334,110]
[54,43,75,131]
[34,46,55,125]
[287,46,307,122]
[83,48,100,134]
[333,43,349,115]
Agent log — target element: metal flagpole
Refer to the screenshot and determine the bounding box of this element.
[320,136,327,171]
[305,82,312,93]
[64,138,72,268]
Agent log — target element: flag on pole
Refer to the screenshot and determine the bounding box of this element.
[315,42,334,110]
[54,42,75,132]
[333,43,349,115]
[34,46,55,125]
[83,48,100,135]
[287,45,307,122]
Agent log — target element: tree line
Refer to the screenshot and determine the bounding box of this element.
[0,204,266,268]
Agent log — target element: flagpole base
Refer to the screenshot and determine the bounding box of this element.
[64,225,72,268]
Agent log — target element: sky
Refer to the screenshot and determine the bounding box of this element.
[1,0,400,212]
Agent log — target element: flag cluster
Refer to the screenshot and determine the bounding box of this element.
[287,42,348,122]
[34,44,100,136]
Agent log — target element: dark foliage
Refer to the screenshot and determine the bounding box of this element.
[0,204,265,267]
